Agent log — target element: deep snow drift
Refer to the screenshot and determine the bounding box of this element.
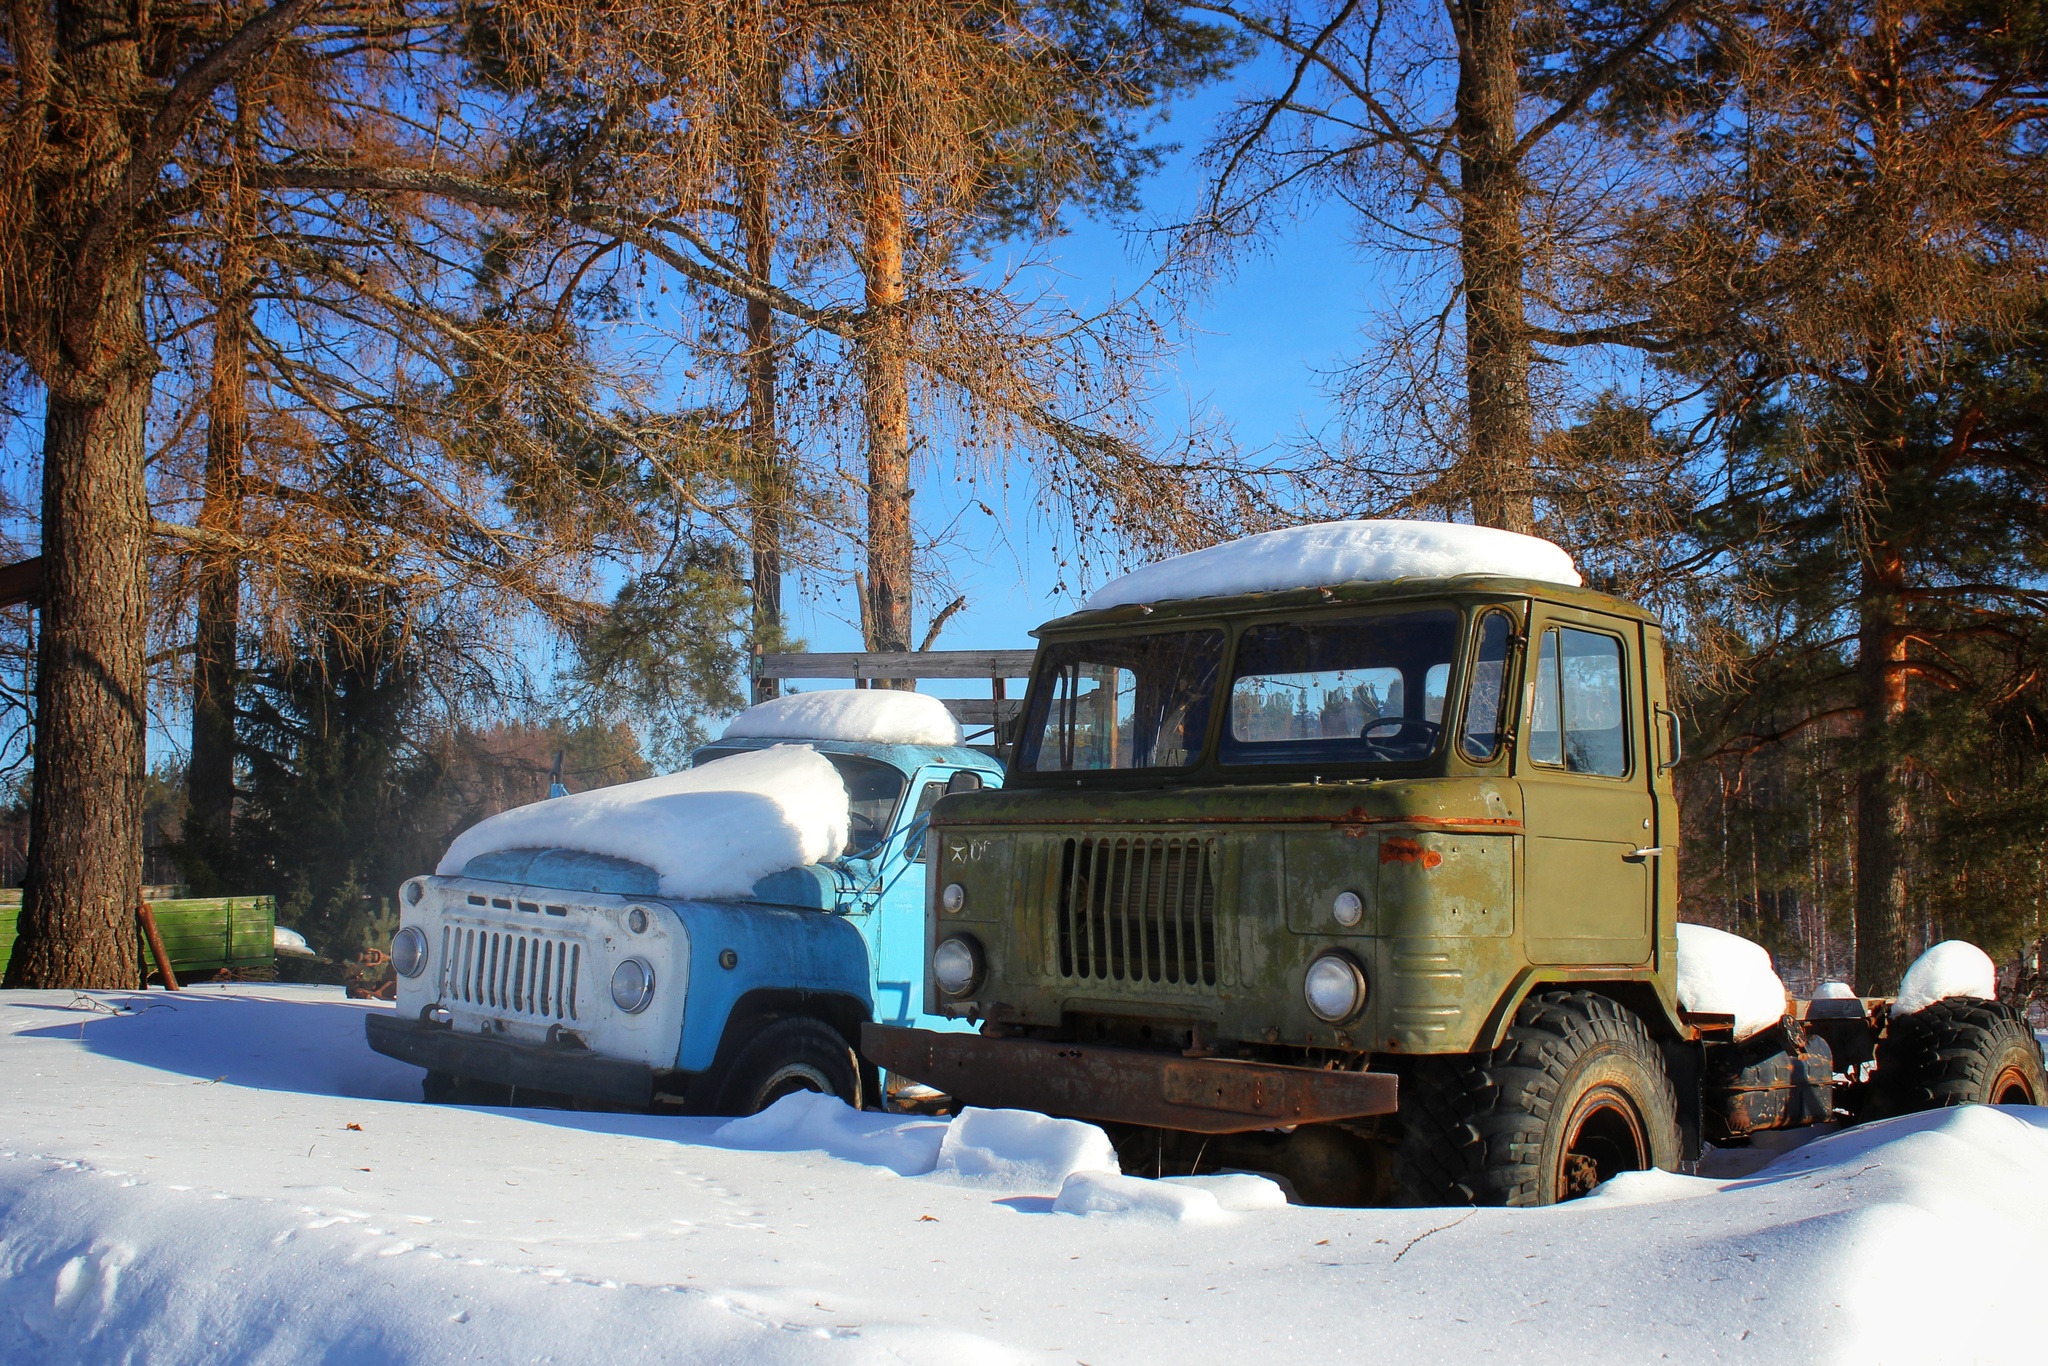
[5,985,2048,1365]
[723,690,965,748]
[436,746,850,899]
[1083,519,1583,611]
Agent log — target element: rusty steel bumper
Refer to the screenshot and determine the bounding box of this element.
[863,1024,1399,1134]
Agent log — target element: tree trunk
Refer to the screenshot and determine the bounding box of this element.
[189,95,256,850]
[12,349,153,989]
[1449,0,1534,534]
[861,170,915,669]
[1853,539,1909,995]
[740,65,783,703]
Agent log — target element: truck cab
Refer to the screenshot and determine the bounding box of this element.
[366,713,1002,1115]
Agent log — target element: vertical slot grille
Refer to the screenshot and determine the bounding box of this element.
[1055,836,1218,986]
[440,927,582,1021]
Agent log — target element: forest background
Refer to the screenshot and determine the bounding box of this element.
[0,0,2042,1004]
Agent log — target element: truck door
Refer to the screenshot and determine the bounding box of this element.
[870,774,950,1025]
[1518,609,1656,966]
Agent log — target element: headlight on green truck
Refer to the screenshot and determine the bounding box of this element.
[1304,953,1368,1023]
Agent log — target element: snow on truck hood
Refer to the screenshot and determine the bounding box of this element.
[1082,518,1583,611]
[435,746,850,901]
[722,688,963,747]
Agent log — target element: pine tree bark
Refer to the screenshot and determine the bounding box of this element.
[1853,534,1910,995]
[1450,0,1535,534]
[860,168,915,669]
[740,63,783,703]
[189,92,257,851]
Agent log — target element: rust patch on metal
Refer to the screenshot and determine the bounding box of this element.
[862,1024,1399,1134]
[1380,837,1443,869]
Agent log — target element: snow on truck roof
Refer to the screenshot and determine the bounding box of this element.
[1082,519,1582,612]
[722,688,964,748]
[436,746,850,901]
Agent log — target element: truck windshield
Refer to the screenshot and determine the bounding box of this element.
[1016,630,1225,772]
[693,747,907,856]
[1220,608,1460,766]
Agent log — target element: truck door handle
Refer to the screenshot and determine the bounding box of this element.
[1626,846,1663,860]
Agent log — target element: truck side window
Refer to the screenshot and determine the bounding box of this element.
[1459,610,1515,761]
[1528,627,1629,776]
[904,780,947,858]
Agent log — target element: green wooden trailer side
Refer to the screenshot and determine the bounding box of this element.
[0,894,276,982]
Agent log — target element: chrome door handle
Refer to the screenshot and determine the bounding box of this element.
[1626,846,1663,860]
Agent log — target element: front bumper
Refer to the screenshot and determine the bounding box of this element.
[366,1012,656,1106]
[864,1024,1399,1134]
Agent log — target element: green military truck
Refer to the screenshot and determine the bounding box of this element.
[865,521,2047,1206]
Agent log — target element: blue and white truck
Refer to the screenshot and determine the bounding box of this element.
[364,678,1012,1114]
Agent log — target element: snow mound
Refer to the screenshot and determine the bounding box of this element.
[271,926,314,958]
[1676,922,1788,1041]
[1160,1172,1290,1211]
[1083,519,1582,611]
[723,690,963,747]
[436,746,849,900]
[930,1107,1119,1192]
[1893,940,1999,1016]
[1053,1171,1228,1223]
[711,1092,948,1177]
[1813,980,1859,1001]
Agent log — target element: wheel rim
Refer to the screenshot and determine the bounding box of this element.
[754,1062,835,1110]
[1555,1083,1652,1201]
[1989,1063,2037,1107]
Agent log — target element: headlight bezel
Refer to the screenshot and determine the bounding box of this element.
[391,925,429,978]
[610,957,656,1014]
[932,935,983,997]
[1303,952,1368,1024]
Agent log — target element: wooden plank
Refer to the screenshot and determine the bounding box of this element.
[757,650,1036,681]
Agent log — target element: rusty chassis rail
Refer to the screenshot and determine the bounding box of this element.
[864,1024,1399,1134]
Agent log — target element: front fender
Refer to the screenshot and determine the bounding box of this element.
[672,901,873,1072]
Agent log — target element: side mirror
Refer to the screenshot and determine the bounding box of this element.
[946,770,984,795]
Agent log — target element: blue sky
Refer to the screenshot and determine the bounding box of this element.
[783,75,1385,674]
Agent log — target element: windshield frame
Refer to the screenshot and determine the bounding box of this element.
[1011,625,1228,777]
[1009,597,1512,787]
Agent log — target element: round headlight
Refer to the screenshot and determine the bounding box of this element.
[941,882,966,914]
[1332,891,1364,927]
[1304,953,1367,1023]
[627,906,649,934]
[933,936,981,996]
[610,957,655,1013]
[403,879,425,906]
[391,925,428,978]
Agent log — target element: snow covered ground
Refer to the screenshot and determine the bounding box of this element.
[5,985,2047,1365]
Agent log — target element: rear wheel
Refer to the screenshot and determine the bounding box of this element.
[1395,990,1681,1206]
[717,1017,863,1116]
[1872,998,2047,1115]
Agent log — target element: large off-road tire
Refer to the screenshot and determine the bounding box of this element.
[717,1017,863,1116]
[1871,997,2047,1116]
[1394,990,1682,1207]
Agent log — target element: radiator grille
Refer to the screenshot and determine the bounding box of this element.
[440,925,582,1021]
[1055,836,1218,986]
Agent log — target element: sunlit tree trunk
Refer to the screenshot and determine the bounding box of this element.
[860,163,915,669]
[740,61,784,703]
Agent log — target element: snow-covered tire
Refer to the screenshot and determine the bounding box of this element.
[1393,990,1682,1206]
[717,1017,863,1116]
[1871,997,2047,1115]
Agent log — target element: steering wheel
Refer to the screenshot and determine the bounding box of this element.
[1360,717,1440,758]
[844,809,883,853]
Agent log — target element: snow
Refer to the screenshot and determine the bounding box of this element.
[1813,980,1859,1001]
[931,1106,1119,1190]
[436,746,850,900]
[7,984,2048,1364]
[1053,1171,1229,1223]
[1083,519,1583,611]
[1676,923,1790,1041]
[272,925,314,958]
[723,690,963,748]
[1893,940,2000,1016]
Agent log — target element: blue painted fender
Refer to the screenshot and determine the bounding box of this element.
[666,899,874,1073]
